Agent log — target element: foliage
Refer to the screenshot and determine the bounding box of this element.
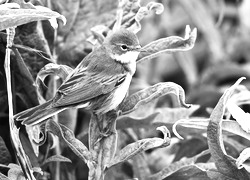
[1,0,250,180]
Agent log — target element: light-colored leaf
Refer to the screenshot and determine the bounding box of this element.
[227,100,250,133]
[42,155,72,166]
[236,148,250,169]
[137,25,197,63]
[108,126,170,168]
[0,3,20,9]
[0,8,66,31]
[173,118,250,141]
[119,82,190,115]
[8,164,26,180]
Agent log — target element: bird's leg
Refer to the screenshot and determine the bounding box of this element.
[95,110,118,144]
[102,110,118,136]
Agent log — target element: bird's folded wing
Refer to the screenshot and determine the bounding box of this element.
[52,70,126,107]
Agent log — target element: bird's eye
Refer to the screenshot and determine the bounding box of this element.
[120,44,128,51]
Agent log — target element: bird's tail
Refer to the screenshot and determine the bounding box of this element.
[15,99,66,126]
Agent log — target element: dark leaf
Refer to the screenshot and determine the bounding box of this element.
[0,136,12,165]
[45,120,91,164]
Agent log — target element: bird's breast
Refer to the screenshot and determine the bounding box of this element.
[100,74,132,113]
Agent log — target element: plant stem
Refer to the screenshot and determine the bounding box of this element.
[5,27,36,179]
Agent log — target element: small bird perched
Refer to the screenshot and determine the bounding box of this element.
[15,29,142,126]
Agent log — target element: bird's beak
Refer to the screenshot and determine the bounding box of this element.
[134,45,147,52]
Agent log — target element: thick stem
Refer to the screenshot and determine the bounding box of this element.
[88,111,118,180]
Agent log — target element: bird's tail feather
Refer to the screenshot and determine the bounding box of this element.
[15,99,66,126]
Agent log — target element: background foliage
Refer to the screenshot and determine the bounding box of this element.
[1,0,250,180]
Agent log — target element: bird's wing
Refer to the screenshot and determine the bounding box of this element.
[52,60,127,108]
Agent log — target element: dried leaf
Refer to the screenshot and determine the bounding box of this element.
[137,25,197,63]
[207,77,250,179]
[45,120,91,164]
[108,126,170,168]
[0,8,66,31]
[42,155,72,166]
[119,82,190,115]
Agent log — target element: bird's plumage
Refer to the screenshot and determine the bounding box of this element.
[15,29,140,126]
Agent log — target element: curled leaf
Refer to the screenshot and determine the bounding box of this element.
[207,77,250,179]
[108,126,170,168]
[0,8,66,31]
[45,120,91,164]
[36,63,73,96]
[119,82,190,115]
[135,2,164,22]
[137,25,197,63]
[116,0,163,33]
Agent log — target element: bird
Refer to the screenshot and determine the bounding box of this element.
[15,29,142,126]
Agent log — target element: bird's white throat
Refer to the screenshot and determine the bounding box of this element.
[112,51,140,64]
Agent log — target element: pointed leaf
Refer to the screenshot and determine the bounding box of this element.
[108,126,170,168]
[45,120,91,164]
[119,82,190,115]
[174,118,250,141]
[207,77,250,179]
[137,25,197,63]
[42,155,72,166]
[0,8,66,31]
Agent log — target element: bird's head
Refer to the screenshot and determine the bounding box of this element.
[104,29,141,64]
